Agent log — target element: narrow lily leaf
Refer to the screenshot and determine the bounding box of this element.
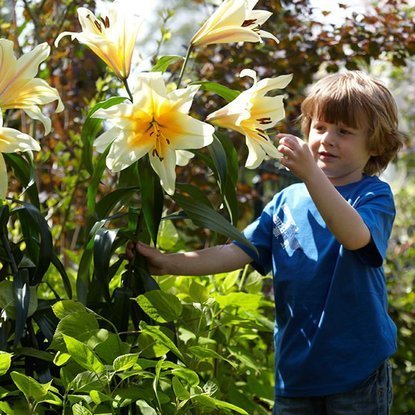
[81,96,127,175]
[138,158,164,244]
[13,269,32,346]
[14,201,53,284]
[172,193,257,255]
[0,352,12,376]
[136,291,183,323]
[87,146,110,213]
[94,228,118,301]
[50,252,73,299]
[10,371,50,402]
[3,153,39,207]
[175,183,212,208]
[151,55,184,73]
[62,334,105,373]
[95,186,138,220]
[191,81,240,102]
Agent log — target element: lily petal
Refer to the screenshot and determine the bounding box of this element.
[190,0,278,47]
[149,146,177,196]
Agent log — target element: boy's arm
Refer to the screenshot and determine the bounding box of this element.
[278,135,371,251]
[132,242,253,276]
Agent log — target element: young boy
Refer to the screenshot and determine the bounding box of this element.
[132,71,404,415]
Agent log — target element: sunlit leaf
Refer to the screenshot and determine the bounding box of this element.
[136,290,183,323]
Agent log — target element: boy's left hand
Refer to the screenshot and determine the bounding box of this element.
[277,133,318,181]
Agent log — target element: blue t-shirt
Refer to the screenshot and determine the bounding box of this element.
[234,175,397,397]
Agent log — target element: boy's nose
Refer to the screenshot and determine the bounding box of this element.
[321,131,335,146]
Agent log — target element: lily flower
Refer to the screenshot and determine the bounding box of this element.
[0,39,63,135]
[0,114,40,199]
[190,0,278,47]
[55,1,139,80]
[92,72,215,195]
[207,69,292,169]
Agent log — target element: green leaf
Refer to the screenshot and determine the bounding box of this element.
[3,153,39,207]
[191,81,240,102]
[0,351,12,376]
[172,193,257,255]
[215,292,262,311]
[62,334,106,373]
[68,370,106,393]
[188,346,237,368]
[95,187,138,220]
[172,376,190,400]
[72,403,93,415]
[192,394,249,414]
[151,55,184,73]
[140,321,184,361]
[14,201,53,284]
[50,252,73,299]
[138,158,164,244]
[94,228,118,301]
[136,290,183,323]
[0,280,37,321]
[113,354,139,372]
[10,371,51,402]
[0,401,13,414]
[81,96,127,175]
[52,300,87,320]
[136,400,158,415]
[87,146,110,213]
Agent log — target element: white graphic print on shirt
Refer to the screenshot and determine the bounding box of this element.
[273,204,301,253]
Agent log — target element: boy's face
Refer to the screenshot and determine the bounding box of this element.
[308,118,372,186]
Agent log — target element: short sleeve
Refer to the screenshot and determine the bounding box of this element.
[354,185,395,267]
[233,197,276,275]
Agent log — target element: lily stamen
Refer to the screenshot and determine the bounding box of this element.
[242,19,257,27]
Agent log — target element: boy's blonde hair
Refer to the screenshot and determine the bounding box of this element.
[300,71,404,175]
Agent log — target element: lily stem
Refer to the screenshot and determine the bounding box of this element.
[177,44,193,89]
[123,78,134,103]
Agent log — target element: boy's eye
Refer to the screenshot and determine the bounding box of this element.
[339,129,352,135]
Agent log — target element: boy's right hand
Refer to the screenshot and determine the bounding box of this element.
[126,242,168,275]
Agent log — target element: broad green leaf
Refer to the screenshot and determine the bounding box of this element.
[151,55,184,73]
[191,81,240,102]
[172,376,190,400]
[138,332,170,359]
[228,345,259,371]
[192,394,249,414]
[188,280,210,303]
[72,403,93,415]
[222,270,241,292]
[136,400,157,415]
[157,219,179,250]
[62,334,106,373]
[113,354,139,372]
[171,367,199,387]
[136,291,182,323]
[52,300,87,320]
[68,370,106,392]
[172,193,257,255]
[94,332,130,364]
[188,346,237,368]
[0,351,12,376]
[90,390,112,405]
[0,401,13,414]
[10,371,51,402]
[214,292,262,311]
[140,322,184,361]
[52,311,99,350]
[54,351,71,366]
